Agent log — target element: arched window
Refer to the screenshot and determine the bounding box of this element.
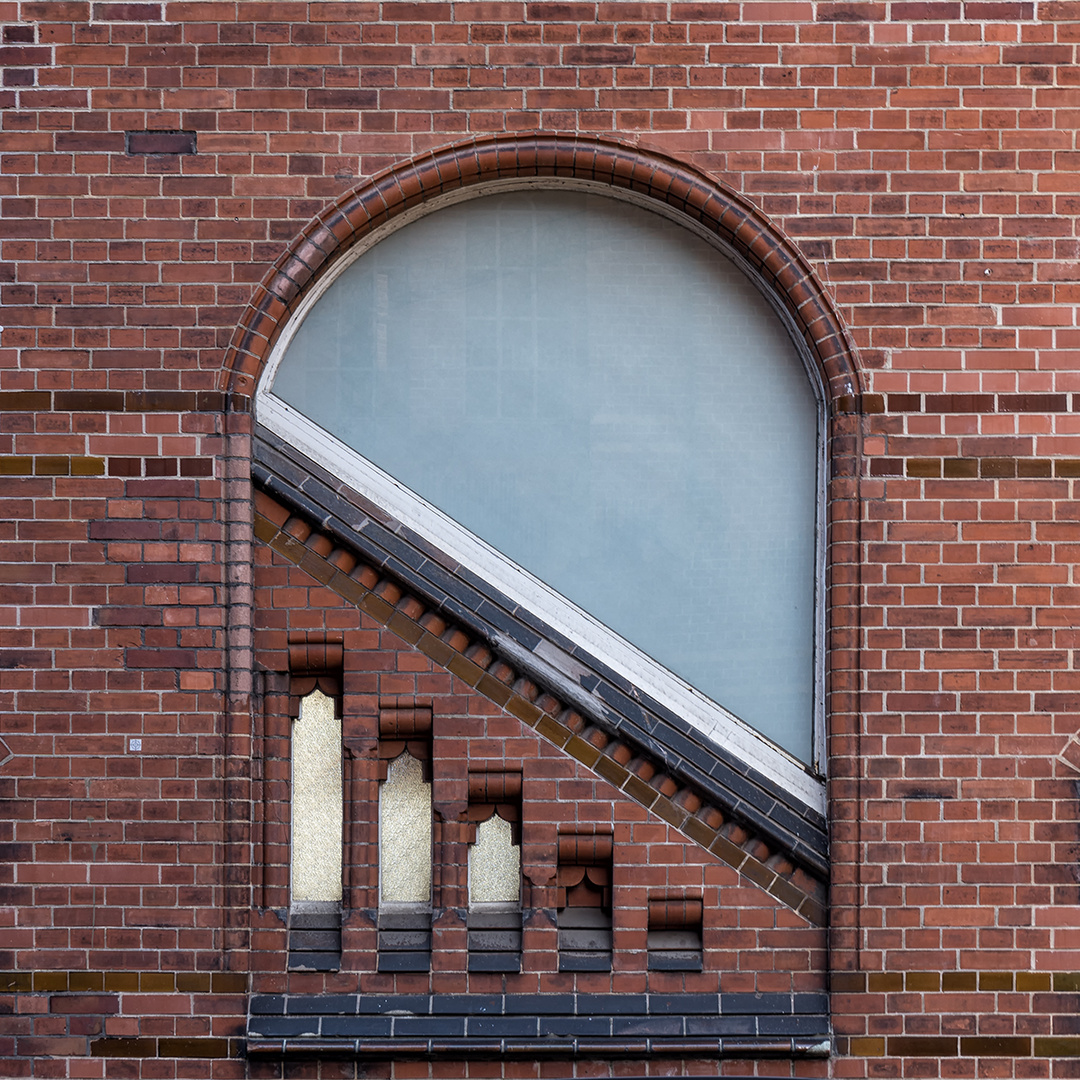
[257,183,825,805]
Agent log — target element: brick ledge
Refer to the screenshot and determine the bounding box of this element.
[245,1035,831,1059]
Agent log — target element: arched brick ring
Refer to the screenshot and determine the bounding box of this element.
[221,133,861,405]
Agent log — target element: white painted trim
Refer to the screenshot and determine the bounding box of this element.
[258,392,824,815]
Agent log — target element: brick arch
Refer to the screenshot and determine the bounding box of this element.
[220,133,861,404]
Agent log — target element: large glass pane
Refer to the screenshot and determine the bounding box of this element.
[271,191,819,760]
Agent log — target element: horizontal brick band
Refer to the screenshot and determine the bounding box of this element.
[887,392,1080,414]
[849,1036,1080,1058]
[5,388,1068,419]
[832,970,1080,994]
[0,390,244,412]
[840,969,1080,1055]
[0,455,105,477]
[246,1035,830,1059]
[832,393,1078,416]
[868,457,1080,478]
[91,1037,239,1059]
[0,970,248,993]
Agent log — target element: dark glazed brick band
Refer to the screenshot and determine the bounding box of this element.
[246,990,830,1059]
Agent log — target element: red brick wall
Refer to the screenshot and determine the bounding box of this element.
[3,1,1080,1077]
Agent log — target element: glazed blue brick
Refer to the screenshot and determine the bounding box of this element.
[686,1015,758,1036]
[287,994,356,1015]
[721,992,793,1015]
[358,995,430,1014]
[430,994,502,1015]
[247,1016,323,1038]
[467,1016,539,1038]
[393,1016,466,1038]
[539,1016,613,1038]
[611,1016,683,1037]
[321,1015,393,1038]
[248,995,285,1015]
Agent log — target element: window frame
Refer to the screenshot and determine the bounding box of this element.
[256,178,827,814]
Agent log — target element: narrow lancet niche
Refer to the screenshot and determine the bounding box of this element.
[291,688,343,904]
[378,750,433,971]
[379,750,432,904]
[469,814,520,905]
[467,813,522,972]
[289,688,343,970]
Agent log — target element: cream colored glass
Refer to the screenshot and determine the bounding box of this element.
[291,689,343,903]
[379,752,432,904]
[469,814,520,905]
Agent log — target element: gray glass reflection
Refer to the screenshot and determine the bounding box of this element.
[271,191,819,760]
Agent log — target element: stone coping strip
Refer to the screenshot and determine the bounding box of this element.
[244,1035,831,1059]
[254,494,826,924]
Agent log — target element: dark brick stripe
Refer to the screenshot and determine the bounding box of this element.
[850,1036,1080,1058]
[867,457,1080,478]
[91,1037,239,1058]
[6,387,1068,417]
[0,456,105,476]
[0,971,248,993]
[889,392,1079,413]
[0,390,246,412]
[832,970,1080,993]
[837,393,1078,415]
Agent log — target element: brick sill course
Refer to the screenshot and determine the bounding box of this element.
[247,992,830,1059]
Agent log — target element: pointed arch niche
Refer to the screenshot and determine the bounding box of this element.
[224,135,863,821]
